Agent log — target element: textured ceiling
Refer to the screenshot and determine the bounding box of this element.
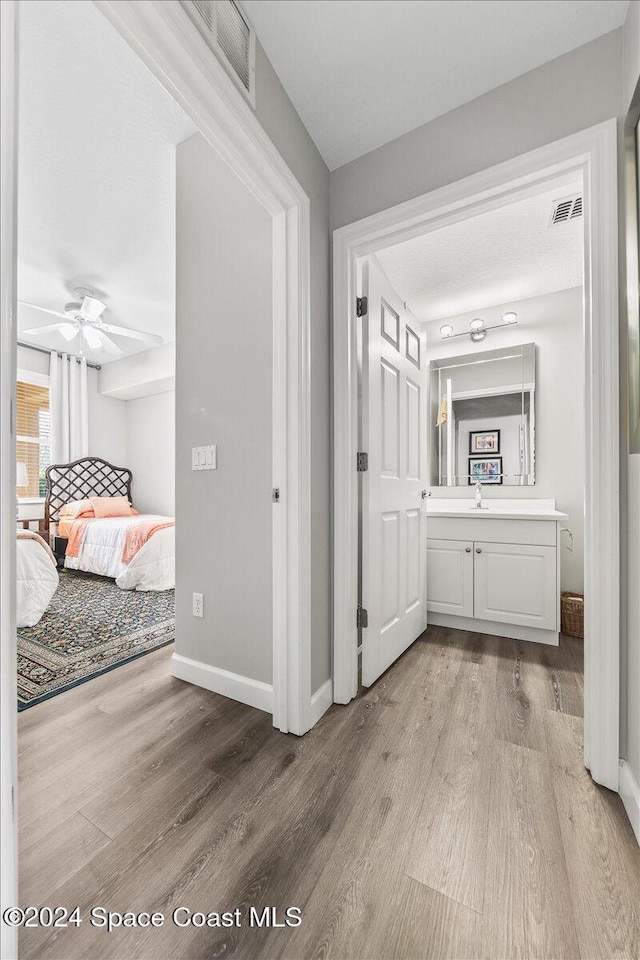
[243,0,628,169]
[18,0,196,364]
[375,185,583,323]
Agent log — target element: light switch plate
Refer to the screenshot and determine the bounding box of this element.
[192,445,217,471]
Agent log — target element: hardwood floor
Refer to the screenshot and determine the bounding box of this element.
[18,627,639,960]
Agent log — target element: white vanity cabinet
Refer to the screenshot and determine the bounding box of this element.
[426,501,567,645]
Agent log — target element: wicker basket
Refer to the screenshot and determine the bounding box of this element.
[561,592,584,639]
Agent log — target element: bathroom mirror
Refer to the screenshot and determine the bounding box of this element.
[430,342,535,486]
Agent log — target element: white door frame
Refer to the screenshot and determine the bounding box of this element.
[1,0,312,937]
[0,3,19,957]
[333,120,620,791]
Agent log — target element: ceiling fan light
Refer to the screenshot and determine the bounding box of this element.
[502,311,518,324]
[439,324,454,339]
[469,318,484,331]
[82,325,102,350]
[81,296,106,321]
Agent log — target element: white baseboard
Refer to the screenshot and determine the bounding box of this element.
[171,653,273,715]
[428,613,559,646]
[619,759,640,846]
[310,678,333,726]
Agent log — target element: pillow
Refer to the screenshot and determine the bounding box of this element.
[90,496,134,518]
[60,498,94,518]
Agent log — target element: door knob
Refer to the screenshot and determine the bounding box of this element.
[476,548,482,554]
[465,547,471,553]
[421,489,428,499]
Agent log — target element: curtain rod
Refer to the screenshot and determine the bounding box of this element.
[17,341,102,371]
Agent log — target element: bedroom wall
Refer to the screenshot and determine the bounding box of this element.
[17,344,126,466]
[425,287,585,594]
[125,389,175,516]
[175,132,273,687]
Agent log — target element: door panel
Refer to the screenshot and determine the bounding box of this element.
[361,257,428,686]
[427,539,474,617]
[474,541,557,629]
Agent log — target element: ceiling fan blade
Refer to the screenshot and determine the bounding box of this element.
[89,328,123,355]
[18,301,68,320]
[22,322,76,337]
[100,322,163,344]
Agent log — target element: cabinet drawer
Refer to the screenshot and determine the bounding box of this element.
[427,516,557,546]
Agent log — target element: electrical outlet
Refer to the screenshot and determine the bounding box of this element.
[192,592,204,618]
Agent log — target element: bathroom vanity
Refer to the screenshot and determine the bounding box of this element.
[426,499,567,645]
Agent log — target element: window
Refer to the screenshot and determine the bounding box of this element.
[16,380,51,498]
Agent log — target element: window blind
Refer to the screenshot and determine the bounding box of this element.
[16,380,51,498]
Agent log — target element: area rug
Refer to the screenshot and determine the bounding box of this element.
[17,570,174,710]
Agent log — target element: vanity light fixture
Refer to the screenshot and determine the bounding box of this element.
[437,312,520,342]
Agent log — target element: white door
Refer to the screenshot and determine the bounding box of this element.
[474,540,557,630]
[427,539,474,617]
[361,256,428,686]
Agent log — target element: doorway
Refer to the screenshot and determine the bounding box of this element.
[0,0,312,944]
[333,121,620,791]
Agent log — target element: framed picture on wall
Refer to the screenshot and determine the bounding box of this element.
[469,429,500,454]
[468,456,502,484]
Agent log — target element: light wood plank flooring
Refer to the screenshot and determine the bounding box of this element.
[18,627,639,960]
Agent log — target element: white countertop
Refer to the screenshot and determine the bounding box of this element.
[426,498,568,522]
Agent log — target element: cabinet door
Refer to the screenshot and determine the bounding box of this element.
[427,539,474,617]
[474,541,557,630]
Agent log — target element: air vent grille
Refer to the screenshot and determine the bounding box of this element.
[181,0,255,106]
[550,195,583,225]
[217,1,250,90]
[192,0,213,30]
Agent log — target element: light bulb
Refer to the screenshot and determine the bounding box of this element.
[469,318,484,331]
[440,324,454,338]
[502,311,517,324]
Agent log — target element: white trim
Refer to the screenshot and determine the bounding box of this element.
[427,613,559,646]
[333,120,620,789]
[0,2,18,955]
[17,368,49,387]
[94,0,312,735]
[619,760,640,846]
[171,653,273,714]
[309,679,333,726]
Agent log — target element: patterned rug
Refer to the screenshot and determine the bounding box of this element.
[17,570,175,710]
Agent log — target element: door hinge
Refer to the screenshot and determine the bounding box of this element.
[356,296,368,317]
[357,451,368,472]
[272,487,280,503]
[357,605,368,629]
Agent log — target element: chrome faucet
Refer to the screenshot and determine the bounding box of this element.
[474,480,483,509]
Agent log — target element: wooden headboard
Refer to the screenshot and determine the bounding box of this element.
[45,457,133,529]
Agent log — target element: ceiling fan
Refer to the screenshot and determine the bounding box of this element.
[19,287,163,356]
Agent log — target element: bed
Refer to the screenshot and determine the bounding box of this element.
[45,457,175,592]
[16,529,59,627]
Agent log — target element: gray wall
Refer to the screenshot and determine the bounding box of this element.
[330,27,638,777]
[622,1,640,791]
[255,42,331,692]
[331,30,622,231]
[176,133,273,684]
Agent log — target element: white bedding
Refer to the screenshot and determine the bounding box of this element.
[17,533,59,627]
[64,515,175,591]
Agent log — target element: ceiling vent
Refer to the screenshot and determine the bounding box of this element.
[549,195,583,226]
[181,0,255,107]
